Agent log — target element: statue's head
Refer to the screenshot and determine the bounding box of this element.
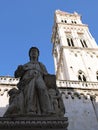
[29,47,40,60]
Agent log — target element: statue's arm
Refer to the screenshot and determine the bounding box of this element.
[39,62,48,75]
[14,65,25,78]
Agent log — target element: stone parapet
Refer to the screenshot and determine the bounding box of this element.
[0,116,68,130]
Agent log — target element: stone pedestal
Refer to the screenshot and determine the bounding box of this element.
[0,116,68,130]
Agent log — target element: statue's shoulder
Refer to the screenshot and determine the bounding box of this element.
[23,62,31,66]
[38,62,48,73]
[39,62,45,66]
[39,62,47,69]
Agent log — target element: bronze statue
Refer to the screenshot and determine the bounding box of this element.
[4,47,65,117]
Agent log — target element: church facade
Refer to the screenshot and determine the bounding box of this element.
[0,10,98,130]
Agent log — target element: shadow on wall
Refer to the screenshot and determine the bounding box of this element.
[60,89,98,130]
[0,105,9,117]
[91,96,98,122]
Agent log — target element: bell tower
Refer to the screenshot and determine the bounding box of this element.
[51,10,98,130]
[52,10,98,83]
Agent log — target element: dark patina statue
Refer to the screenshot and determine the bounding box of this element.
[4,47,65,117]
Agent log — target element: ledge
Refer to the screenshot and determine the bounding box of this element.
[0,116,68,130]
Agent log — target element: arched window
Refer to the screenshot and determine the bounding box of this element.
[67,38,71,46]
[67,38,74,47]
[66,33,74,47]
[80,39,84,47]
[80,39,87,48]
[78,75,82,81]
[78,33,88,48]
[71,38,74,46]
[78,70,87,82]
[83,40,88,47]
[96,71,98,80]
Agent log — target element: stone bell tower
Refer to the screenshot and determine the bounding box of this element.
[51,10,98,130]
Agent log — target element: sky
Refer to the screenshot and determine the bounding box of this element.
[0,0,98,77]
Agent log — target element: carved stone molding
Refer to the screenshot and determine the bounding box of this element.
[0,116,68,130]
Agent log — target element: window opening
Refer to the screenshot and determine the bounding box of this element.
[66,32,74,47]
[78,33,88,48]
[96,71,98,80]
[67,38,71,46]
[71,38,74,46]
[78,70,87,82]
[65,20,67,23]
[83,40,88,47]
[80,40,84,47]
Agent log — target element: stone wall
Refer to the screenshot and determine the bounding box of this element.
[61,89,98,130]
[0,76,19,117]
[0,91,9,117]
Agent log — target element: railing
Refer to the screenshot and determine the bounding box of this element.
[0,76,98,90]
[56,80,98,89]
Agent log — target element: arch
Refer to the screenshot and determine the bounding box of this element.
[78,70,87,82]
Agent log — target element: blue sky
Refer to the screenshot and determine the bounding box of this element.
[0,0,98,76]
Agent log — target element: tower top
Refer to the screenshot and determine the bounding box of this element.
[55,10,80,17]
[54,10,83,25]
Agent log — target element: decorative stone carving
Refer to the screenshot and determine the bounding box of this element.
[4,88,24,116]
[0,116,68,130]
